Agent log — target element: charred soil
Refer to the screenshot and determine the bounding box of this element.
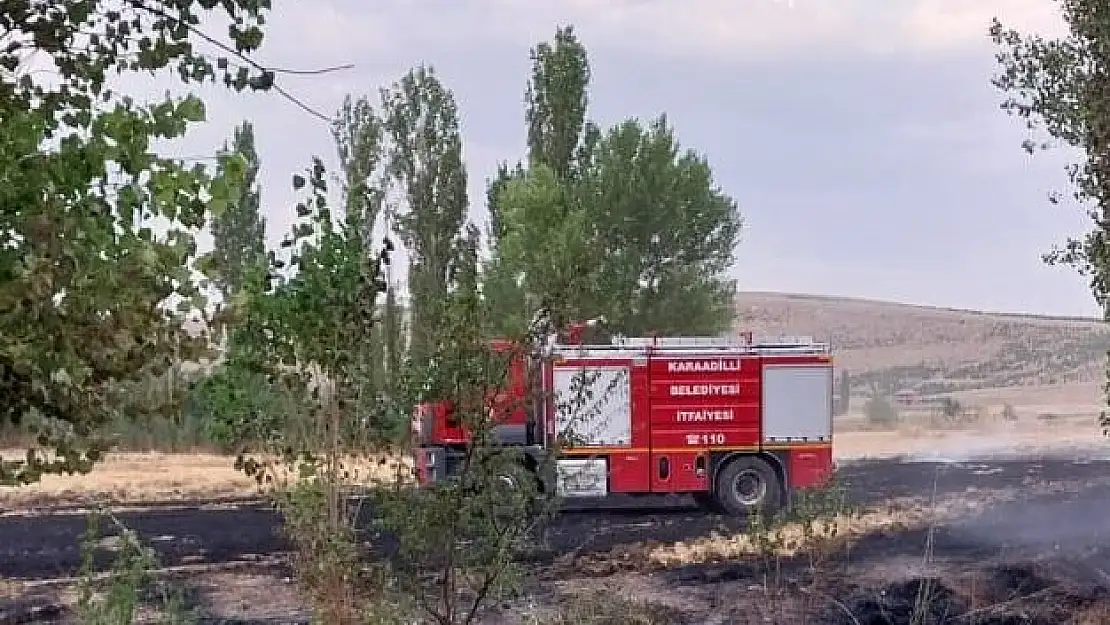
[5,455,1110,623]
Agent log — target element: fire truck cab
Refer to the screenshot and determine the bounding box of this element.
[411,329,834,517]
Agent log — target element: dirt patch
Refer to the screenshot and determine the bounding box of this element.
[182,567,308,623]
[0,563,308,625]
[6,455,1110,623]
[531,585,691,625]
[529,556,1110,625]
[6,529,1110,624]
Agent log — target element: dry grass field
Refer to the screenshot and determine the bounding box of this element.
[0,452,260,510]
[0,450,411,510]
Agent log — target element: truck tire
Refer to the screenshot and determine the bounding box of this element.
[492,461,540,514]
[713,455,784,518]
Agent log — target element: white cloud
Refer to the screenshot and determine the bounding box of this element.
[901,0,1066,52]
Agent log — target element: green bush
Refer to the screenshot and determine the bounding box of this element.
[864,393,899,428]
[184,362,291,449]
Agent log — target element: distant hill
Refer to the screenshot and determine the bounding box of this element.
[734,292,1110,407]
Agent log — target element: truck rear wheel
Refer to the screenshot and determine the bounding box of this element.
[714,455,784,518]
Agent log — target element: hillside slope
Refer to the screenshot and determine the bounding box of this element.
[734,292,1110,405]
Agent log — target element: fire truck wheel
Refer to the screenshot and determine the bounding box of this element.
[492,462,539,508]
[714,456,783,518]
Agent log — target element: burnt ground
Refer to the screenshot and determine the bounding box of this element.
[4,452,1110,623]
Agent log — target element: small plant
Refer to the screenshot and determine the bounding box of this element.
[787,478,860,568]
[741,476,863,595]
[939,397,962,419]
[864,392,899,429]
[909,467,941,625]
[275,473,405,624]
[368,297,608,624]
[745,501,789,591]
[192,151,404,623]
[76,509,193,625]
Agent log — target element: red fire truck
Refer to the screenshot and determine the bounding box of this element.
[411,325,834,517]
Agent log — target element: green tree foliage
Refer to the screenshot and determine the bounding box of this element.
[484,161,523,245]
[227,152,555,623]
[187,121,275,447]
[990,1,1110,433]
[836,368,851,416]
[225,157,404,623]
[185,356,291,449]
[581,116,743,336]
[482,26,596,336]
[205,121,266,303]
[524,25,596,182]
[492,164,600,332]
[991,2,1110,302]
[382,65,470,368]
[863,392,899,428]
[333,94,385,244]
[237,156,395,461]
[196,90,409,453]
[332,94,395,400]
[485,25,593,244]
[486,27,743,339]
[0,0,276,485]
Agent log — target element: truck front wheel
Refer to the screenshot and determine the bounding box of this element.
[491,461,541,512]
[713,455,784,518]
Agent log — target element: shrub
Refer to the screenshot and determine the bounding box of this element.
[864,393,899,428]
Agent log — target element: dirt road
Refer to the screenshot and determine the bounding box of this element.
[3,453,1109,582]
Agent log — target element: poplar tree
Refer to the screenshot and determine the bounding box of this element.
[331,94,395,402]
[524,25,597,182]
[382,65,470,368]
[484,26,599,334]
[208,121,266,303]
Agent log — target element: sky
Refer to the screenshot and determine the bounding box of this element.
[123,0,1101,317]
